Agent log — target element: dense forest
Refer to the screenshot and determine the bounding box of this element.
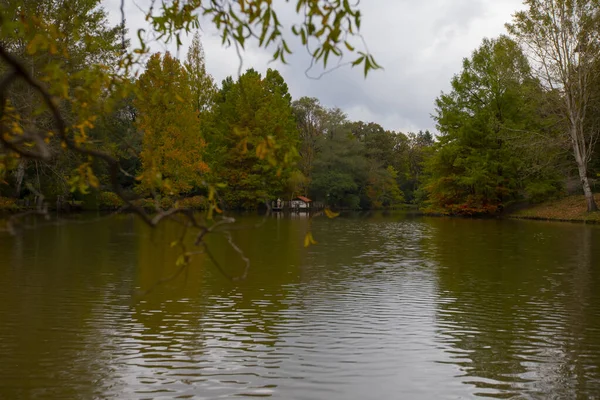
[1,0,599,216]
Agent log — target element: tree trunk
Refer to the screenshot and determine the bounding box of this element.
[573,142,598,212]
[14,159,26,198]
[581,173,598,212]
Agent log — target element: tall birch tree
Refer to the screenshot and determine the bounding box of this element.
[507,0,600,211]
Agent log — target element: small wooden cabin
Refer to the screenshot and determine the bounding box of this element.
[290,196,312,211]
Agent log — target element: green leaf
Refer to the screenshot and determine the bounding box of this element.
[352,56,364,66]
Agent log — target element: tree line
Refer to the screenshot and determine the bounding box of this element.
[1,0,599,216]
[0,0,429,212]
[425,0,600,214]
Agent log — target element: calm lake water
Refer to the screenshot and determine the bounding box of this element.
[1,212,600,399]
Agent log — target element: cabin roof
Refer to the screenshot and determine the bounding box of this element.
[295,196,312,203]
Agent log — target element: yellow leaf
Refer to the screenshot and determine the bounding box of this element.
[324,208,340,219]
[26,34,46,55]
[11,123,24,135]
[304,232,317,248]
[88,174,99,188]
[175,254,187,267]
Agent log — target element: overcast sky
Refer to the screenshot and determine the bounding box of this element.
[103,0,525,133]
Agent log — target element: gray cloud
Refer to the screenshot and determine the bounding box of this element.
[103,0,525,133]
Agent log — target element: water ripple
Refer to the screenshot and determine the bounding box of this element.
[1,214,600,399]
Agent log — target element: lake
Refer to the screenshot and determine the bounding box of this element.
[1,212,599,399]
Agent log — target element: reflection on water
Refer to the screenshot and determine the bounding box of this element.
[1,213,600,399]
[428,218,600,398]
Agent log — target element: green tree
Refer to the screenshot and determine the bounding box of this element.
[89,91,140,190]
[291,97,326,196]
[426,36,562,215]
[349,122,397,167]
[208,68,299,209]
[507,0,600,212]
[404,130,435,203]
[348,121,406,207]
[185,31,216,115]
[310,110,368,208]
[589,60,600,180]
[135,52,209,196]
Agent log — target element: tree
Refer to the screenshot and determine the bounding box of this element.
[208,69,299,209]
[88,90,140,189]
[365,165,405,208]
[589,61,600,178]
[185,32,216,115]
[310,110,369,208]
[426,36,562,215]
[507,0,600,211]
[349,121,406,207]
[0,0,379,274]
[0,0,125,200]
[405,130,435,202]
[135,52,209,196]
[349,121,396,167]
[291,97,326,195]
[1,0,377,211]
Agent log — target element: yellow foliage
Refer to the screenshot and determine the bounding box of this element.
[324,207,340,219]
[303,232,318,248]
[135,52,209,196]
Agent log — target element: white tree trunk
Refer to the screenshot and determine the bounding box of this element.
[578,165,597,212]
[14,159,26,198]
[572,131,598,212]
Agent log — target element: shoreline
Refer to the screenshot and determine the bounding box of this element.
[3,194,600,225]
[506,214,600,224]
[407,193,600,225]
[504,193,600,224]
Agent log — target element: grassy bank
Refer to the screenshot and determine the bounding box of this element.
[509,193,600,223]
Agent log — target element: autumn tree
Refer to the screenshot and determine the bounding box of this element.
[0,0,379,274]
[507,0,600,212]
[135,52,209,196]
[0,0,125,200]
[1,0,377,209]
